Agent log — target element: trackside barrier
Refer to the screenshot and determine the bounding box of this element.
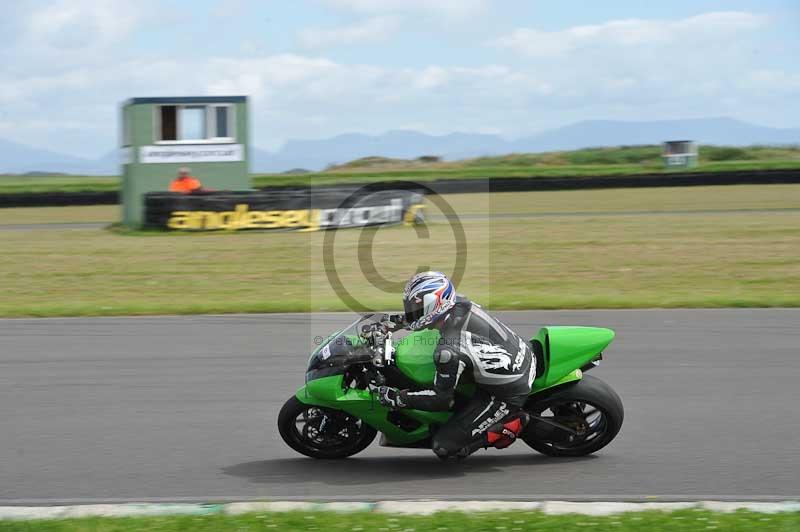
[257,168,800,195]
[0,191,118,208]
[2,168,799,208]
[143,189,425,231]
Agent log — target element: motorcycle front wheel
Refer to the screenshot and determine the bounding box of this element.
[278,396,377,459]
[522,375,624,457]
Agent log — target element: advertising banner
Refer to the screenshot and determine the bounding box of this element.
[143,189,425,232]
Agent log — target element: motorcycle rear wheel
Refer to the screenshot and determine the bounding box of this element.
[278,396,377,459]
[522,375,623,457]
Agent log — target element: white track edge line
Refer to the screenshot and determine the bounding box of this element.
[1,500,799,520]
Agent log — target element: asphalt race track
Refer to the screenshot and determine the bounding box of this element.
[1,309,798,503]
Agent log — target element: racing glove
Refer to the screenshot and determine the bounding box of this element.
[382,313,407,330]
[377,386,406,408]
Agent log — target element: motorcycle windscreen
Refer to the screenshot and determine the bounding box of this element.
[306,333,371,381]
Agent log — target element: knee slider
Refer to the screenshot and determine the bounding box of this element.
[431,435,459,458]
[433,445,450,458]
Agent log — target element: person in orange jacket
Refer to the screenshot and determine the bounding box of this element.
[169,167,203,193]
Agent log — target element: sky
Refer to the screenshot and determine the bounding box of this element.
[1,0,798,158]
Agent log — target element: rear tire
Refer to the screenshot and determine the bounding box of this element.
[278,396,377,459]
[522,375,623,457]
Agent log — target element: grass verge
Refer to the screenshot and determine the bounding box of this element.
[1,509,798,532]
[0,185,798,317]
[2,145,799,194]
[0,175,118,194]
[0,205,117,224]
[252,159,800,188]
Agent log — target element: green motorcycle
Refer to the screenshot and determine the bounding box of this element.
[278,314,623,459]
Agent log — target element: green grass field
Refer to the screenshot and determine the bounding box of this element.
[252,159,800,187]
[2,145,798,193]
[0,175,118,194]
[0,205,116,224]
[0,184,797,317]
[1,509,797,532]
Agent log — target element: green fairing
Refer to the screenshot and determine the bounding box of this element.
[300,374,450,444]
[532,326,615,389]
[394,329,440,385]
[394,329,476,396]
[392,326,613,392]
[296,324,614,445]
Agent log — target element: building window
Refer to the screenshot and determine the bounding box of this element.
[159,106,177,141]
[214,106,230,138]
[178,106,206,140]
[156,104,235,143]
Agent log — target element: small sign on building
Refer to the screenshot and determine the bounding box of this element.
[662,140,698,168]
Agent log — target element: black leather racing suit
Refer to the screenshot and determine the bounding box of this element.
[397,297,536,456]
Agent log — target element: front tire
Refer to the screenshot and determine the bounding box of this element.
[522,375,623,457]
[278,396,377,459]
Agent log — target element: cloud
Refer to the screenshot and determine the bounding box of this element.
[317,0,489,19]
[297,0,489,51]
[27,0,144,50]
[0,0,150,81]
[490,11,769,58]
[297,16,401,49]
[203,55,534,101]
[0,6,796,158]
[742,69,800,93]
[477,10,786,126]
[412,66,449,89]
[0,70,92,105]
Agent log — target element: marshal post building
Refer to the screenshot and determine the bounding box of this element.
[120,96,250,227]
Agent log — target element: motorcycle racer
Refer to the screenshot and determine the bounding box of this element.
[377,271,536,459]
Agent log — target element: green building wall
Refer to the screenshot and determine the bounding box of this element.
[121,96,250,227]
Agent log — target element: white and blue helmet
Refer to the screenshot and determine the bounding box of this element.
[402,271,456,330]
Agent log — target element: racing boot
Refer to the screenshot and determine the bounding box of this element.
[486,412,530,449]
[449,412,531,460]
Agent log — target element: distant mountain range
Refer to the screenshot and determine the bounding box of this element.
[1,117,797,175]
[0,138,117,175]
